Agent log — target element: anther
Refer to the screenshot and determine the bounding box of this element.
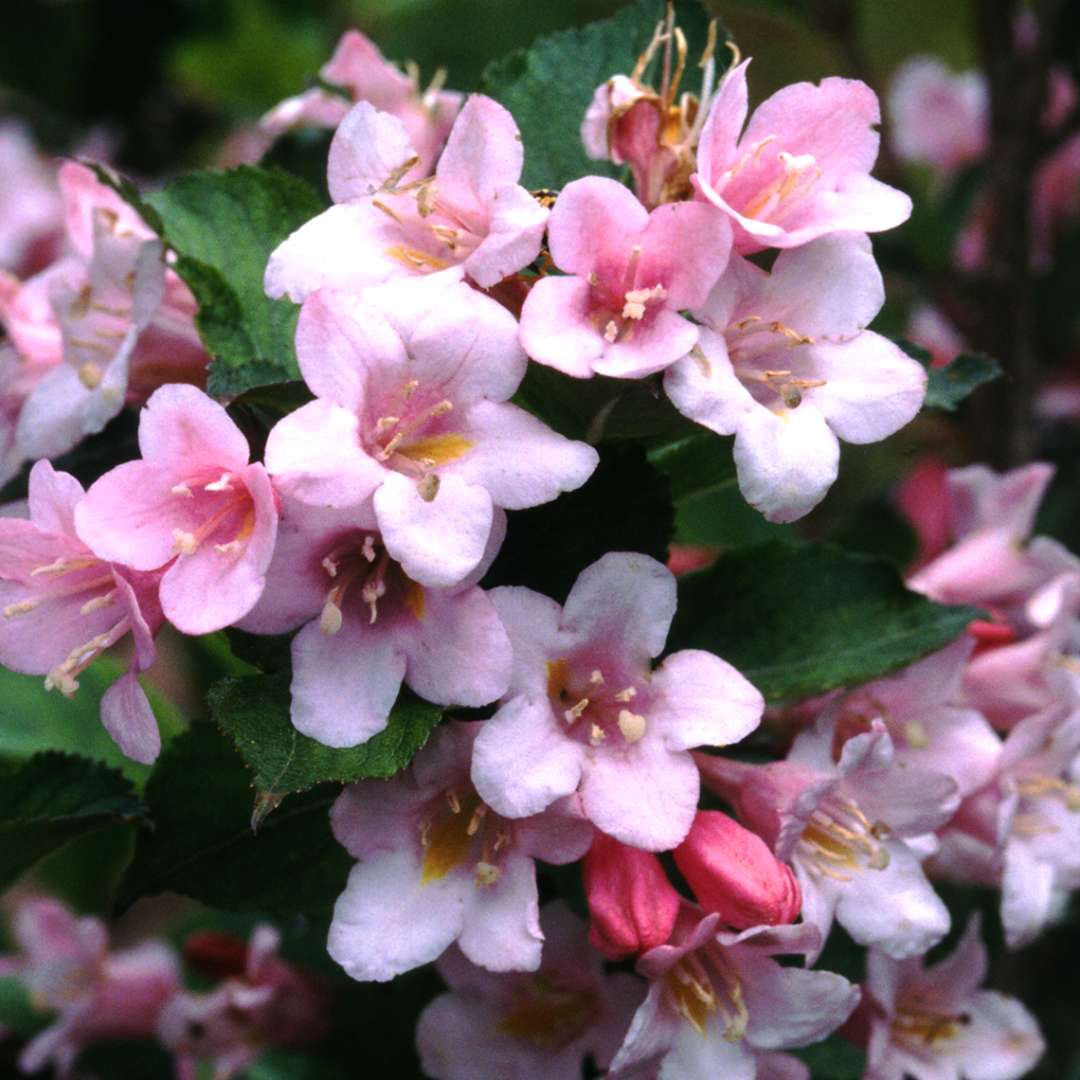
[204,473,233,492]
[79,591,116,616]
[3,599,38,618]
[618,709,647,743]
[78,362,103,389]
[417,473,440,501]
[588,669,605,686]
[172,529,199,556]
[319,600,343,636]
[589,723,606,745]
[474,861,501,887]
[564,698,590,724]
[171,483,193,498]
[614,686,637,702]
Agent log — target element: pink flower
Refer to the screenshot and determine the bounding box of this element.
[699,720,959,961]
[665,232,926,522]
[74,384,278,637]
[693,59,912,253]
[673,809,801,930]
[0,460,164,762]
[328,721,591,981]
[518,176,731,378]
[416,902,642,1080]
[583,831,681,959]
[859,915,1044,1079]
[887,58,989,177]
[159,924,327,1080]
[470,552,763,851]
[894,456,953,571]
[3,897,178,1077]
[907,302,968,369]
[238,495,511,747]
[0,121,62,275]
[609,904,859,1079]
[265,94,548,300]
[266,277,596,587]
[260,29,461,177]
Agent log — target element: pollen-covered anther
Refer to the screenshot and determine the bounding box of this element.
[79,590,116,616]
[172,529,199,556]
[604,320,619,343]
[375,415,400,434]
[798,795,891,880]
[564,697,590,724]
[614,685,636,702]
[474,861,501,887]
[621,283,667,320]
[588,669,605,686]
[617,709,647,743]
[204,473,234,492]
[3,598,39,618]
[430,223,460,249]
[1016,775,1080,812]
[213,539,243,556]
[170,483,193,498]
[903,720,930,749]
[78,362,103,389]
[590,723,606,745]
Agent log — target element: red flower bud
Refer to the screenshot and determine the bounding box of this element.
[583,831,680,959]
[182,931,249,981]
[674,810,801,929]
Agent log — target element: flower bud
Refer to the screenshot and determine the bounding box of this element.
[582,831,680,959]
[182,931,249,981]
[674,810,801,929]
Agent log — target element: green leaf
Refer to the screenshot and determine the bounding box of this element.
[483,442,674,601]
[0,976,46,1039]
[669,541,980,703]
[648,430,736,501]
[118,725,350,916]
[482,0,719,189]
[211,670,442,800]
[792,1037,867,1079]
[902,340,1003,412]
[0,753,146,890]
[142,166,324,398]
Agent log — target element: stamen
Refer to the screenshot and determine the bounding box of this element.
[617,709,647,743]
[604,320,619,343]
[78,362,103,389]
[204,473,234,492]
[79,590,116,616]
[31,557,98,576]
[3,598,38,618]
[614,686,636,702]
[375,416,400,433]
[319,600,343,636]
[171,483,193,498]
[588,669,605,686]
[563,698,590,724]
[474,861,501,887]
[173,529,199,556]
[589,723,606,745]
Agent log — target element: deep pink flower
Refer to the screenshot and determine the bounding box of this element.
[75,384,278,637]
[328,721,591,981]
[265,94,547,300]
[416,902,643,1080]
[609,903,859,1079]
[673,809,801,930]
[238,495,511,747]
[266,277,596,587]
[860,915,1044,1079]
[894,456,953,571]
[665,232,926,522]
[519,176,731,378]
[693,59,911,253]
[471,552,763,851]
[583,831,681,959]
[261,29,461,177]
[159,924,328,1080]
[699,720,959,961]
[0,460,164,762]
[3,897,178,1077]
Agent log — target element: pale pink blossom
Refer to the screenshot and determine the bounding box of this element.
[416,902,642,1080]
[908,302,968,368]
[860,915,1044,1079]
[74,384,278,637]
[328,721,591,981]
[266,276,596,587]
[518,176,731,378]
[0,121,62,274]
[665,232,926,522]
[238,495,511,747]
[471,552,763,851]
[260,29,461,177]
[3,897,178,1077]
[693,59,912,253]
[159,924,327,1080]
[699,720,959,961]
[0,460,164,762]
[609,904,859,1079]
[887,58,988,177]
[265,94,547,301]
[583,831,681,959]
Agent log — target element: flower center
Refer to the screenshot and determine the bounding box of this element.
[169,472,254,560]
[665,947,747,1041]
[495,973,600,1050]
[892,996,971,1051]
[546,659,648,747]
[796,792,891,881]
[724,143,822,225]
[418,786,512,888]
[725,316,825,411]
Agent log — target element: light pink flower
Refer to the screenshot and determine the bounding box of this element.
[328,721,591,981]
[907,302,968,369]
[238,495,511,747]
[583,831,681,959]
[518,176,731,379]
[265,94,547,301]
[0,121,62,274]
[470,552,763,852]
[693,59,912,253]
[260,29,461,177]
[609,904,859,1079]
[74,384,278,637]
[699,720,959,961]
[0,460,164,762]
[665,232,926,522]
[860,915,1044,1079]
[416,902,642,1080]
[266,277,596,587]
[159,924,327,1080]
[3,897,178,1077]
[887,58,988,177]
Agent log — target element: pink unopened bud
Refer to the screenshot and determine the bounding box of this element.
[583,831,680,959]
[674,811,801,929]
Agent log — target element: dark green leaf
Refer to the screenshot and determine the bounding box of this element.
[118,726,350,916]
[482,0,719,189]
[211,670,442,799]
[902,340,1003,412]
[0,977,45,1039]
[792,1038,867,1079]
[143,166,325,398]
[0,754,146,890]
[669,541,980,702]
[483,442,674,601]
[648,430,736,501]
